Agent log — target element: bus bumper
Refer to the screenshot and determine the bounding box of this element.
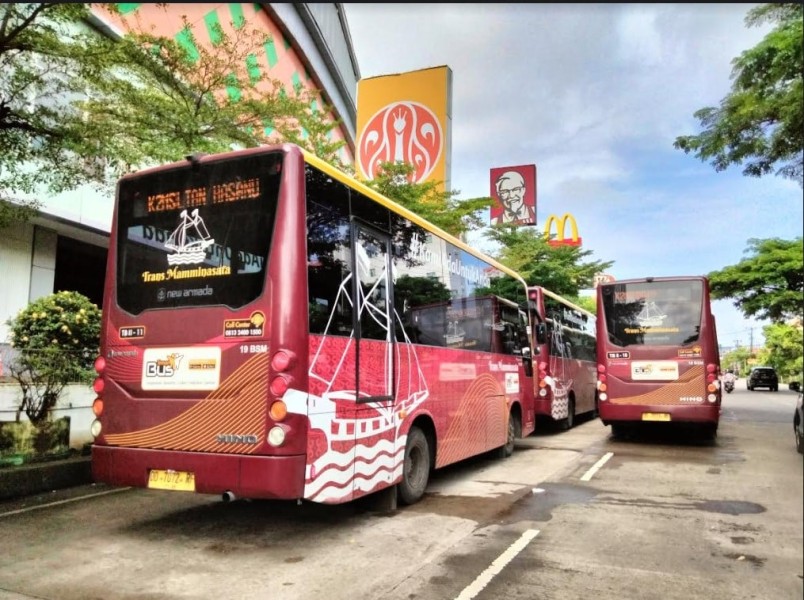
[599,403,720,424]
[91,445,306,500]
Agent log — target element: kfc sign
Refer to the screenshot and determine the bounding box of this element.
[489,164,537,226]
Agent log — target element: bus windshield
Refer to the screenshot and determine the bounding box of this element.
[601,279,703,347]
[115,152,283,314]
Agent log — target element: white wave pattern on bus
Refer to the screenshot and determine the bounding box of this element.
[284,240,430,503]
[548,313,573,421]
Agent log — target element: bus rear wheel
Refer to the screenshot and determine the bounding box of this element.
[399,426,431,506]
[497,411,520,459]
[702,423,718,440]
[561,398,575,431]
[610,423,627,439]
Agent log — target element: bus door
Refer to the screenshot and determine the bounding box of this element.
[351,223,396,493]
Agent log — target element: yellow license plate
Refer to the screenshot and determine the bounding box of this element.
[642,412,671,422]
[148,469,195,492]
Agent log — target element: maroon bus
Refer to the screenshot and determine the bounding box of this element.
[528,286,597,430]
[595,276,722,438]
[90,144,536,505]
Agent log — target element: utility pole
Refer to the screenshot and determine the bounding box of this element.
[749,328,754,354]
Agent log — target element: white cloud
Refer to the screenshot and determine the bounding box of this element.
[342,2,801,349]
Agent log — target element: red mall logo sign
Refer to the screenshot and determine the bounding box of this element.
[543,213,582,247]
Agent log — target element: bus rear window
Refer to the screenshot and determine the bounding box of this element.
[601,280,703,347]
[115,152,282,314]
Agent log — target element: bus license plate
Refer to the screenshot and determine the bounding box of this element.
[147,469,195,492]
[642,412,671,422]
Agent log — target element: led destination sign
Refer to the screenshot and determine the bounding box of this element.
[147,178,261,213]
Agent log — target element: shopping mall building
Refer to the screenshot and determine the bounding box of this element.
[0,3,360,377]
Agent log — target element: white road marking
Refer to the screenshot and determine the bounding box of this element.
[453,529,540,600]
[580,452,614,481]
[0,487,130,518]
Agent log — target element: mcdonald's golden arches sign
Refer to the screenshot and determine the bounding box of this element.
[544,213,582,247]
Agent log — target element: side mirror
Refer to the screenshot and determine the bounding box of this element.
[535,323,547,344]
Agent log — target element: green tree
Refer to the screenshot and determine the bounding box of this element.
[484,225,614,300]
[84,6,347,171]
[0,4,346,228]
[0,3,115,227]
[6,291,102,425]
[673,3,803,186]
[755,322,803,381]
[720,346,753,376]
[363,161,492,237]
[708,237,804,322]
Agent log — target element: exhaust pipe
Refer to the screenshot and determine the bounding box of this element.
[222,490,236,503]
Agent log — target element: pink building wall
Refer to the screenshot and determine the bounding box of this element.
[93,3,354,164]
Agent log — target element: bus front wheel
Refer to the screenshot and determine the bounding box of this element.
[399,426,431,505]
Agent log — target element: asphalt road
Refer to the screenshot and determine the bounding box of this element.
[0,380,801,600]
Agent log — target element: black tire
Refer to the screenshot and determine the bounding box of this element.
[591,394,600,419]
[561,397,575,431]
[702,422,718,440]
[611,423,626,439]
[796,420,803,455]
[398,427,430,506]
[496,411,520,459]
[773,386,778,392]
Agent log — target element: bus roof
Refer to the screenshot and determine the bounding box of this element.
[598,275,708,285]
[302,148,527,290]
[531,285,594,319]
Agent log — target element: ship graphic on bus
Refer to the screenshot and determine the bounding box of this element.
[165,209,215,265]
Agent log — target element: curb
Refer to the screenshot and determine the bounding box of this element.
[0,456,92,501]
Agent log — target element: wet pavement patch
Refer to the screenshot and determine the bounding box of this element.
[730,536,754,545]
[499,483,599,524]
[695,500,766,515]
[723,552,766,567]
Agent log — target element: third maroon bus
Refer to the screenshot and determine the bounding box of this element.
[595,276,722,438]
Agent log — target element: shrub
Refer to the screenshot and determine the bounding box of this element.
[6,291,101,425]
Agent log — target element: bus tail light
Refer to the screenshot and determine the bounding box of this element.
[598,383,607,392]
[269,400,287,422]
[92,377,105,394]
[90,419,102,437]
[94,356,106,374]
[92,398,104,416]
[706,363,717,373]
[270,376,289,397]
[707,383,718,393]
[271,350,296,372]
[597,364,606,373]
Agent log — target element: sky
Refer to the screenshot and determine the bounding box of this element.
[341,3,803,352]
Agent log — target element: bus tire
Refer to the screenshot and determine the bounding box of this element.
[611,423,626,439]
[562,398,575,430]
[398,427,430,506]
[497,411,520,459]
